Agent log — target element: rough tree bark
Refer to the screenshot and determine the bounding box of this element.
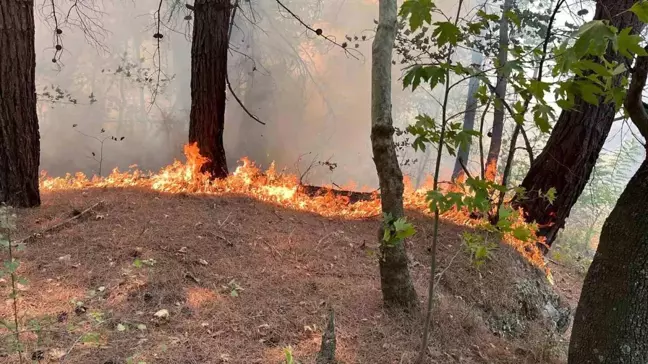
[568,160,648,362]
[568,38,648,364]
[371,0,418,309]
[188,0,231,179]
[0,0,41,207]
[451,49,483,182]
[484,0,513,181]
[513,0,644,250]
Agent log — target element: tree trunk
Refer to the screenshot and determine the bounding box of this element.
[485,0,512,181]
[512,0,644,250]
[371,0,418,310]
[0,0,41,207]
[568,157,648,363]
[189,0,231,179]
[451,49,483,182]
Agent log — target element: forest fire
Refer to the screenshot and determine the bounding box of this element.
[40,143,547,270]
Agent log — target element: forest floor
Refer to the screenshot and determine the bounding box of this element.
[1,187,584,363]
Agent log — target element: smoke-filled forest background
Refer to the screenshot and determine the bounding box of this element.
[35,0,642,264]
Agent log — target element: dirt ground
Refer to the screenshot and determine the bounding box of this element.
[0,188,583,363]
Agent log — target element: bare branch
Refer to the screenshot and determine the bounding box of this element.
[479,99,492,179]
[274,0,362,61]
[61,0,110,53]
[624,48,648,141]
[149,0,165,108]
[457,157,474,180]
[227,0,266,125]
[226,75,266,125]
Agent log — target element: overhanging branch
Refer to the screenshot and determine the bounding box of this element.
[624,48,648,141]
[274,0,362,60]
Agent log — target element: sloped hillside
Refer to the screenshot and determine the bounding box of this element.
[1,188,578,363]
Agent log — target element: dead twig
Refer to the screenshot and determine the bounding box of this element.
[434,246,462,287]
[60,331,86,364]
[547,258,566,267]
[315,231,337,250]
[15,201,104,245]
[261,239,282,259]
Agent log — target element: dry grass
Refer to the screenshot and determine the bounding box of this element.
[0,188,580,363]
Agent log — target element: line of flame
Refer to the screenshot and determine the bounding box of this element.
[40,142,548,272]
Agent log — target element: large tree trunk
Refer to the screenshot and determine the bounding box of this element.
[189,0,231,179]
[484,0,512,181]
[0,0,40,207]
[568,157,648,363]
[371,0,418,310]
[452,49,483,182]
[513,0,643,250]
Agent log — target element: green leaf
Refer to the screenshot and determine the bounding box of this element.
[544,187,557,204]
[504,10,521,28]
[403,65,445,90]
[133,258,143,268]
[230,289,239,297]
[617,27,647,58]
[82,332,101,344]
[573,21,616,57]
[4,260,19,274]
[393,218,416,240]
[578,81,603,105]
[575,59,612,77]
[500,60,524,76]
[528,80,550,101]
[454,129,481,152]
[512,226,532,242]
[425,65,447,89]
[403,65,424,90]
[382,227,392,242]
[611,63,627,76]
[476,9,499,23]
[630,1,648,23]
[532,104,554,133]
[399,0,435,31]
[432,21,461,47]
[498,206,514,221]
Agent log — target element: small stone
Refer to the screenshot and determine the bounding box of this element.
[154,309,169,320]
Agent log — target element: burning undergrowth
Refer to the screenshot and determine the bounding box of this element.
[40,143,547,271]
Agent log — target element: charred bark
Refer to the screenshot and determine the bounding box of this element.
[371,0,418,310]
[568,157,648,363]
[188,0,232,179]
[316,309,336,364]
[298,185,375,204]
[0,0,41,207]
[512,0,644,250]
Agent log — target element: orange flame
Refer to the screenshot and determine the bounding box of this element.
[40,143,547,271]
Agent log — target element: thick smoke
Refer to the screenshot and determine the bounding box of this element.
[35,0,469,189]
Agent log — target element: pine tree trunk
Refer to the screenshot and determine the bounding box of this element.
[485,0,512,181]
[371,0,418,310]
[568,157,648,363]
[512,0,643,250]
[0,0,41,207]
[189,0,231,179]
